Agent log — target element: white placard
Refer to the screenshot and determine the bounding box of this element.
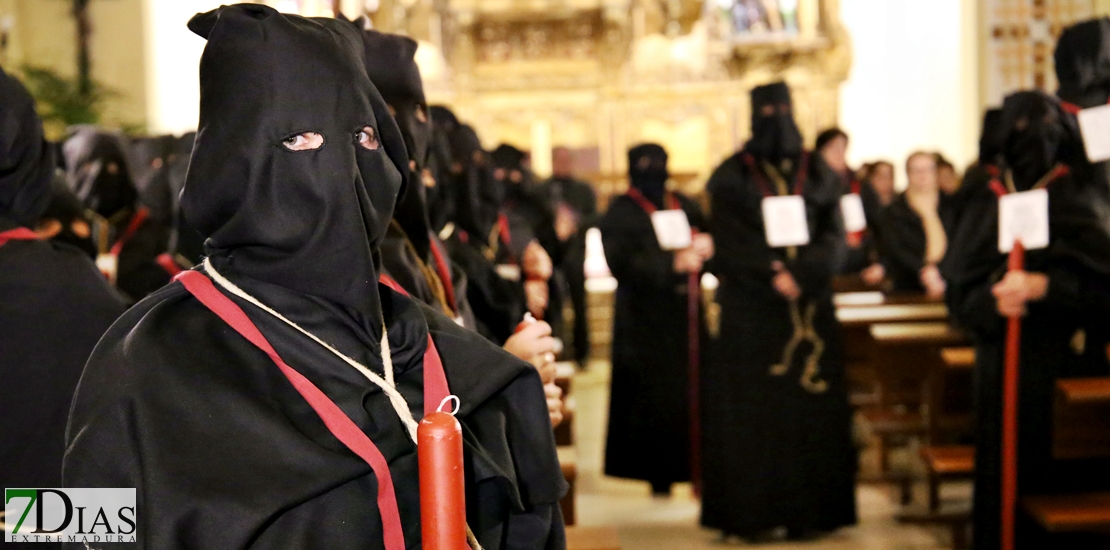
[762,195,811,247]
[998,188,1050,252]
[1077,103,1110,163]
[495,264,521,282]
[650,209,693,251]
[840,193,868,233]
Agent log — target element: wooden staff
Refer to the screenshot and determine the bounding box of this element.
[1001,239,1025,550]
[688,268,701,496]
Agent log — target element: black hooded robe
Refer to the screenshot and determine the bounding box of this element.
[702,151,857,536]
[946,95,1110,550]
[0,66,127,497]
[599,187,707,488]
[62,7,564,549]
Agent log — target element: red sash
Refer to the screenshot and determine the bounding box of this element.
[109,207,150,257]
[987,165,1069,198]
[155,253,184,277]
[497,213,516,265]
[174,270,451,550]
[625,186,703,494]
[0,227,39,248]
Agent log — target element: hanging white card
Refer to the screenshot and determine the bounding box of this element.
[650,209,692,251]
[839,193,868,233]
[1077,103,1110,163]
[495,264,522,282]
[762,195,810,247]
[998,188,1050,252]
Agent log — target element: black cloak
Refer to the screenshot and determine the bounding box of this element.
[63,128,170,301]
[62,6,564,549]
[702,81,857,537]
[944,91,1110,550]
[0,66,126,495]
[444,125,527,344]
[358,27,474,327]
[878,193,937,292]
[599,144,707,488]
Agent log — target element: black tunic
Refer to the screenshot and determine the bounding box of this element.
[598,191,707,484]
[946,91,1110,550]
[1,224,126,492]
[946,166,1110,550]
[63,271,565,549]
[702,151,857,536]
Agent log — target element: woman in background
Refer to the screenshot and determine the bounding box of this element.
[879,152,947,297]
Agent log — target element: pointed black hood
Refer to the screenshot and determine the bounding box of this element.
[356,27,435,259]
[746,81,804,163]
[0,67,55,227]
[998,91,1083,191]
[1055,17,1110,109]
[628,143,669,208]
[181,4,408,319]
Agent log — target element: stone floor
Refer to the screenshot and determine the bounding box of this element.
[571,359,963,549]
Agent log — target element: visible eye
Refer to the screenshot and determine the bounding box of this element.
[1015,117,1030,132]
[760,104,776,116]
[357,126,380,150]
[415,105,428,124]
[106,162,120,175]
[282,132,324,151]
[387,104,397,117]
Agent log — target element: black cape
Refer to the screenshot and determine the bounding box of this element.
[702,150,857,536]
[878,193,936,292]
[599,190,707,484]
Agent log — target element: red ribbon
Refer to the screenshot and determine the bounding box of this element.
[155,253,184,277]
[988,165,1070,198]
[0,227,39,248]
[174,270,452,550]
[109,207,150,258]
[497,213,516,265]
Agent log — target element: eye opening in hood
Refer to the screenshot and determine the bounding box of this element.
[356,126,380,151]
[281,131,325,151]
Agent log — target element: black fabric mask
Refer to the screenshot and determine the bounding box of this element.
[746,81,804,163]
[628,143,669,208]
[451,125,500,238]
[63,129,139,220]
[358,28,434,258]
[1055,17,1110,108]
[0,67,55,226]
[978,108,1004,166]
[999,91,1081,191]
[182,4,408,319]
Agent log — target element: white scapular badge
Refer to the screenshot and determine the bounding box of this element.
[650,209,693,251]
[1077,103,1110,163]
[839,193,868,233]
[998,188,1050,252]
[762,195,811,247]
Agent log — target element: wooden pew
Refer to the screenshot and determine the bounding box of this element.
[1020,377,1110,540]
[864,322,968,503]
[837,302,949,409]
[565,526,622,550]
[1054,378,1110,460]
[920,445,975,512]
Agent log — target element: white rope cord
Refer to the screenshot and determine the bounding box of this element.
[202,258,419,442]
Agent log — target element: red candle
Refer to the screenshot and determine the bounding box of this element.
[419,411,467,550]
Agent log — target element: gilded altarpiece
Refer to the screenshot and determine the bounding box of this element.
[371,0,851,198]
